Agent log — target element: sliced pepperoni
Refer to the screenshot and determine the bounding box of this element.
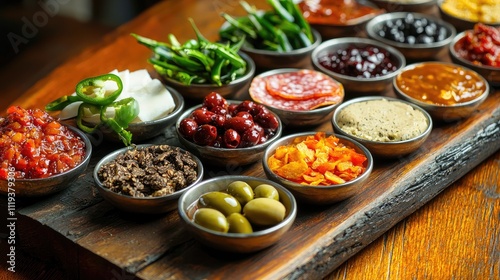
[264,69,341,100]
[249,76,343,111]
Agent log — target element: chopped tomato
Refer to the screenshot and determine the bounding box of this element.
[0,106,86,179]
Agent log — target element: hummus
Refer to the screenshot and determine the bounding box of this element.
[336,99,429,142]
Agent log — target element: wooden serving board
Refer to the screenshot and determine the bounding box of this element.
[5,1,500,279]
[15,94,500,280]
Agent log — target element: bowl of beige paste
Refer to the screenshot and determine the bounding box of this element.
[332,96,432,158]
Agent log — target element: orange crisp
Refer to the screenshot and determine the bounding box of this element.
[268,132,367,186]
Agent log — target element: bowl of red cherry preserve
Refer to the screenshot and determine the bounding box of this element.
[176,92,282,167]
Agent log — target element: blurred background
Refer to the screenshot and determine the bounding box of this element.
[0,0,161,110]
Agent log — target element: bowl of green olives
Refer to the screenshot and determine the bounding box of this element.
[177,175,297,253]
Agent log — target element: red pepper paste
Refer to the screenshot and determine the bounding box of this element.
[454,23,500,67]
[0,106,86,179]
[299,0,382,25]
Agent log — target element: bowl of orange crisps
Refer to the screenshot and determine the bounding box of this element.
[262,132,373,204]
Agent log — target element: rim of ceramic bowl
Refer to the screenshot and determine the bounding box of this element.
[311,37,406,83]
[93,144,204,201]
[128,85,184,128]
[249,68,344,115]
[262,132,374,190]
[449,31,500,72]
[175,101,283,152]
[332,96,433,146]
[177,175,297,238]
[240,29,322,56]
[160,52,256,88]
[365,12,457,50]
[10,124,92,183]
[393,61,490,109]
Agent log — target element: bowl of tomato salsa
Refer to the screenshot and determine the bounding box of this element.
[298,0,384,39]
[0,106,92,197]
[449,23,500,86]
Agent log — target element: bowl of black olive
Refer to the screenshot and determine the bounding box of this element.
[94,144,204,214]
[366,12,456,61]
[178,175,297,253]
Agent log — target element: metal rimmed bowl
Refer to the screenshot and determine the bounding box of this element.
[175,101,283,167]
[437,0,500,32]
[262,132,373,204]
[449,30,500,87]
[248,68,345,127]
[371,0,437,12]
[0,125,92,197]
[304,0,383,39]
[365,12,456,60]
[159,52,255,102]
[311,37,406,94]
[332,96,433,158]
[178,175,297,253]
[239,29,322,70]
[93,144,204,214]
[393,62,490,121]
[96,85,185,143]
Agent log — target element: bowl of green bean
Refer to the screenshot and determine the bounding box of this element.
[219,0,322,70]
[132,20,257,102]
[157,52,255,102]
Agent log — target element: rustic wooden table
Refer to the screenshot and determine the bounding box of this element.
[1,1,499,279]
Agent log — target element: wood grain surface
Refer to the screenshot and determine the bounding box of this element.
[1,1,499,279]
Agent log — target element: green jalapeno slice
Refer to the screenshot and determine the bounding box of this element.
[99,97,139,146]
[75,73,123,106]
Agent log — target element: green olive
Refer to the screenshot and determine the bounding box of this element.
[243,198,286,227]
[253,184,279,201]
[197,191,241,216]
[226,181,254,206]
[193,208,229,233]
[227,213,253,234]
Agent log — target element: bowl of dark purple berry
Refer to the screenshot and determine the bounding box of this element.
[366,12,456,60]
[311,37,405,94]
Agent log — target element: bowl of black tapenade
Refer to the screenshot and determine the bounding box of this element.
[94,144,204,214]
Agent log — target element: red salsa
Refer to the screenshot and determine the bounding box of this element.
[0,106,86,179]
[454,23,500,67]
[299,0,382,25]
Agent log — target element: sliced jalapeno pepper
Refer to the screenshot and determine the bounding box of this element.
[99,97,139,146]
[75,73,123,106]
[45,95,83,111]
[76,103,101,134]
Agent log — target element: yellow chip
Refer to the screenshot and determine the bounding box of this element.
[276,161,309,180]
[325,171,346,184]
